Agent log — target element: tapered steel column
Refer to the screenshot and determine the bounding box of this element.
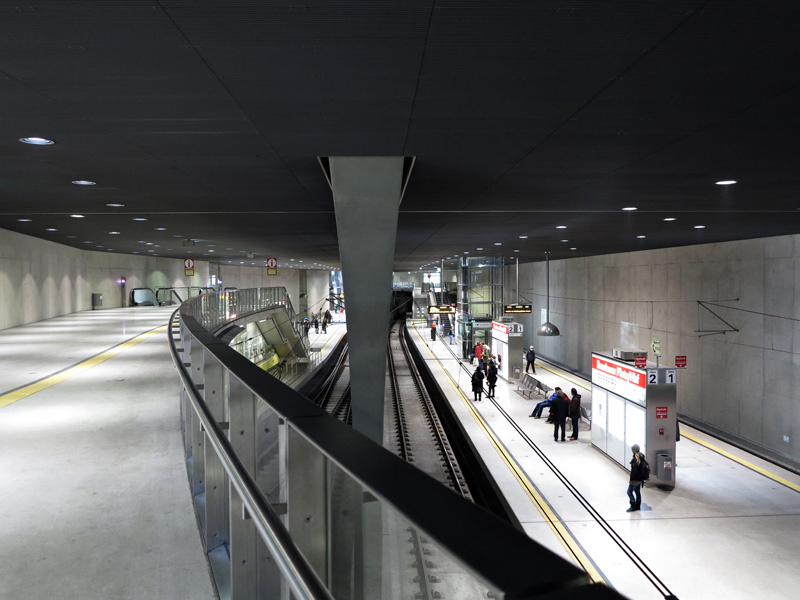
[330,156,404,444]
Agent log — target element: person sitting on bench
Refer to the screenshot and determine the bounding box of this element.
[530,387,564,418]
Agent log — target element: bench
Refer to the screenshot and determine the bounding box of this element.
[516,375,552,399]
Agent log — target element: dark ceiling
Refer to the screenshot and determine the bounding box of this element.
[1,1,798,271]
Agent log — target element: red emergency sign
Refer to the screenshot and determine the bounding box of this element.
[656,406,668,419]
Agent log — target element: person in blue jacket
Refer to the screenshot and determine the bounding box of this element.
[530,386,564,418]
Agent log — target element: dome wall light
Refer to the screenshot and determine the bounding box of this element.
[715,180,737,186]
[20,137,55,145]
[72,180,96,186]
[537,244,560,337]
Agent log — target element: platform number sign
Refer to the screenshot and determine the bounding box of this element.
[266,257,278,276]
[647,368,678,385]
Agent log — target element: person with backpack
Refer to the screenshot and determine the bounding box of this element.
[627,444,649,512]
[471,367,485,402]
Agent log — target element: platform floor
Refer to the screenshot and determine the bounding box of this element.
[0,306,346,600]
[407,321,800,600]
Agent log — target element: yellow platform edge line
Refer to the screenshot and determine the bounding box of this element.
[411,324,606,584]
[0,325,168,409]
[682,431,800,493]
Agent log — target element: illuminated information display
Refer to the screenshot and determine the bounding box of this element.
[428,305,456,315]
[504,304,532,313]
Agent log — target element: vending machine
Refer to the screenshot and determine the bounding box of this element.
[590,351,677,488]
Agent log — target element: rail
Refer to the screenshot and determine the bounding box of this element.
[170,287,629,600]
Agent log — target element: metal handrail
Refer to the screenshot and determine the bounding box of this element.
[169,308,333,600]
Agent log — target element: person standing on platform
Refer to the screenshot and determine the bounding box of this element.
[474,340,484,369]
[486,362,498,398]
[430,321,437,341]
[525,346,536,374]
[313,317,319,334]
[325,308,332,324]
[549,388,569,441]
[321,315,327,334]
[568,388,582,440]
[303,318,310,337]
[627,444,646,512]
[449,328,454,345]
[471,367,485,402]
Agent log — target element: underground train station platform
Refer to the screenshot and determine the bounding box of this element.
[405,320,800,600]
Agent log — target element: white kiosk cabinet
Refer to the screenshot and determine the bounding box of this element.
[491,320,524,381]
[591,352,677,488]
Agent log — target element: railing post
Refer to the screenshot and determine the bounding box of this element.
[285,427,329,588]
[204,351,229,554]
[228,375,283,599]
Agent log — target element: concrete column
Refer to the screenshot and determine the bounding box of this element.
[330,156,404,445]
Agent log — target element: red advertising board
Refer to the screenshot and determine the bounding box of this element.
[656,406,668,419]
[634,355,647,368]
[492,321,509,335]
[675,355,687,368]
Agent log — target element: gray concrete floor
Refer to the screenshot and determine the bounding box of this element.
[0,307,216,600]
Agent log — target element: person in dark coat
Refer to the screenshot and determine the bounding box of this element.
[549,388,569,441]
[431,321,437,341]
[525,346,536,373]
[486,363,498,398]
[627,444,646,512]
[471,367,485,402]
[568,388,582,440]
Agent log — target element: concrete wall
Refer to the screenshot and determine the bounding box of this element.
[507,234,800,467]
[0,228,209,330]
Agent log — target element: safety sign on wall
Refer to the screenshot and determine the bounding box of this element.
[266,257,277,276]
[184,258,194,277]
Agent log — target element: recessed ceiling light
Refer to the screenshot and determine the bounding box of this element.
[67,235,78,239]
[622,207,637,211]
[477,247,483,250]
[70,214,85,218]
[514,249,520,252]
[716,180,737,186]
[132,251,140,254]
[494,242,502,246]
[106,203,125,208]
[46,228,57,232]
[519,235,528,239]
[463,251,469,254]
[154,227,167,231]
[560,239,568,242]
[637,235,646,239]
[96,245,104,248]
[145,242,153,246]
[17,218,32,222]
[173,235,183,238]
[132,217,147,221]
[107,249,113,251]
[83,241,92,244]
[556,225,567,229]
[663,217,676,221]
[109,231,120,235]
[20,137,55,145]
[570,247,577,250]
[694,225,706,229]
[72,180,96,186]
